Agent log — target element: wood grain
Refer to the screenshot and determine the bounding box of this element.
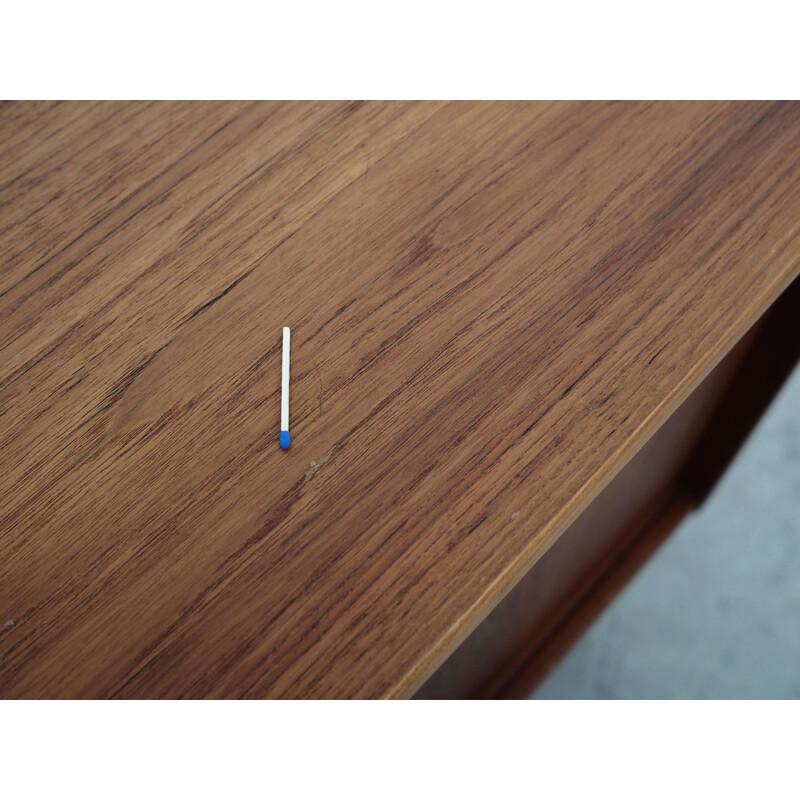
[1,101,798,698]
[415,324,762,699]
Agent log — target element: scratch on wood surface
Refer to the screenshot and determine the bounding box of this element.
[305,449,333,482]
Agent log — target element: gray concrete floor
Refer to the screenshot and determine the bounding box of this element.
[532,366,800,699]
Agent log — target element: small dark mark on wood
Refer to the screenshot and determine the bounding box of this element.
[560,355,604,400]
[522,402,556,436]
[466,515,488,536]
[186,272,252,320]
[648,344,668,365]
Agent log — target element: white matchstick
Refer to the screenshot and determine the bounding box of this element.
[280,326,291,450]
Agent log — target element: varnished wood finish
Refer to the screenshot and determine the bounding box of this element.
[1,102,799,698]
[415,327,759,699]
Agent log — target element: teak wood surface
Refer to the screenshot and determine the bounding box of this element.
[1,101,798,699]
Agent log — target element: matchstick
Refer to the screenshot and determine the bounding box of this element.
[280,326,291,450]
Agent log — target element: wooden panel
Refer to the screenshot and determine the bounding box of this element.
[496,495,695,699]
[419,275,800,700]
[1,102,799,698]
[682,276,800,501]
[415,329,755,699]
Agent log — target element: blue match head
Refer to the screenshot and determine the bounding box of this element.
[279,430,291,450]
